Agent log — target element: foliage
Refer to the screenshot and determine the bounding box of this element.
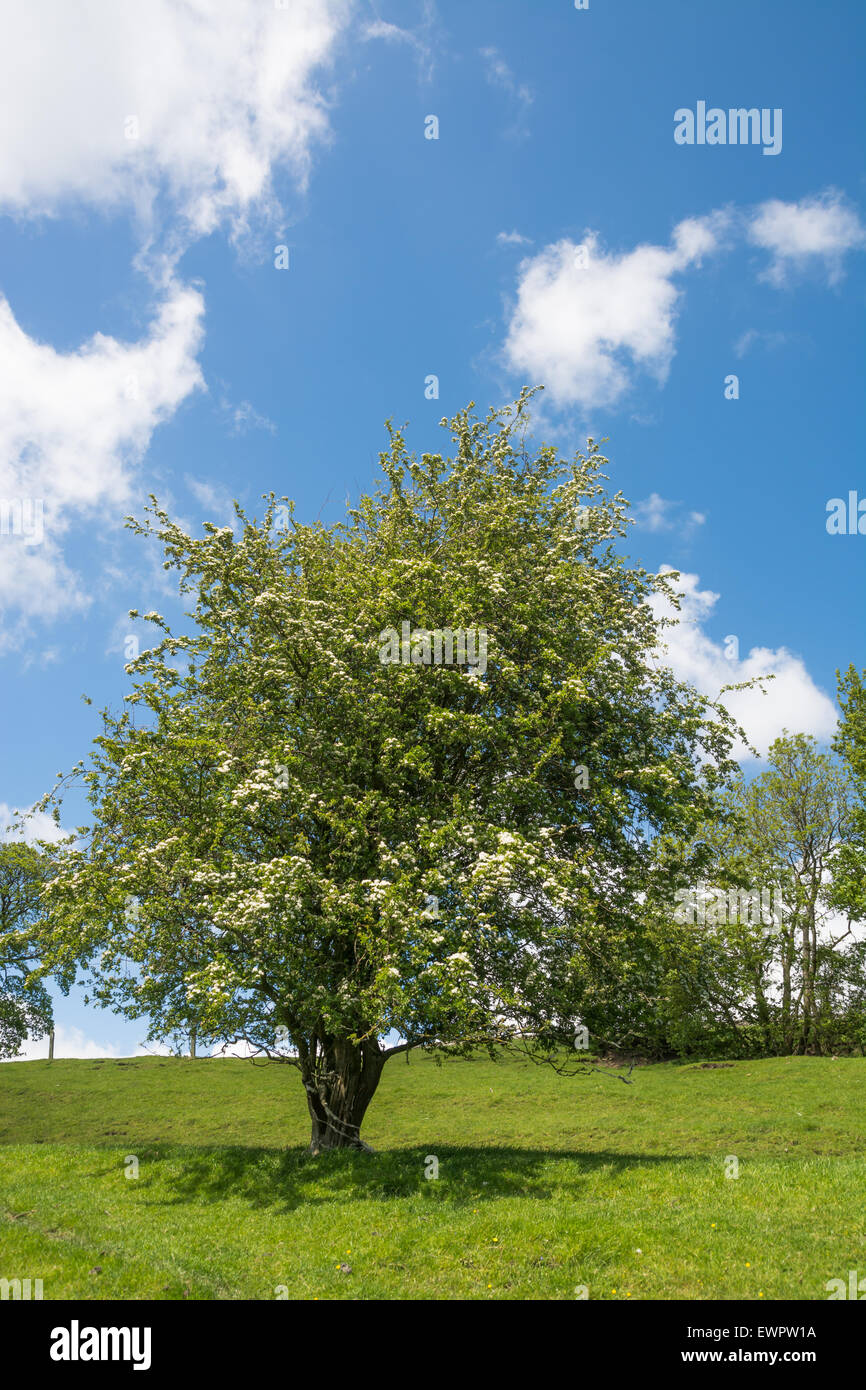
[38,391,743,1145]
[582,734,866,1058]
[0,839,60,1058]
[830,664,866,925]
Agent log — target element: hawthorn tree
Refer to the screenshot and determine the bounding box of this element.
[41,391,742,1150]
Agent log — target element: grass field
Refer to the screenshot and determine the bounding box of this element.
[1,1053,864,1300]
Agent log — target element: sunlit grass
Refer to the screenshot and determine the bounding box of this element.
[1,1055,863,1299]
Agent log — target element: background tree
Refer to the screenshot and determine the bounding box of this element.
[722,733,857,1054]
[604,733,863,1058]
[0,839,61,1058]
[831,665,866,926]
[40,391,743,1150]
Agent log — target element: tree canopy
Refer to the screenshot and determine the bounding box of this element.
[40,391,746,1147]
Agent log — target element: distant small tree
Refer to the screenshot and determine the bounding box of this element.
[40,391,742,1149]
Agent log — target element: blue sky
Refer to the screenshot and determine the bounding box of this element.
[1,0,863,1056]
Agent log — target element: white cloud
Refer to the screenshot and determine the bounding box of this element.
[734,328,798,357]
[502,194,864,412]
[0,545,91,648]
[4,1027,177,1061]
[633,493,706,537]
[0,284,204,512]
[210,1038,297,1058]
[480,46,533,138]
[362,5,437,82]
[650,568,838,761]
[219,397,277,437]
[20,647,63,673]
[497,229,532,247]
[132,1040,175,1058]
[0,3,356,649]
[480,46,532,103]
[183,476,239,533]
[0,0,351,249]
[364,19,410,40]
[212,1039,260,1059]
[0,803,70,844]
[0,282,204,648]
[503,213,729,411]
[748,191,866,286]
[5,1025,123,1062]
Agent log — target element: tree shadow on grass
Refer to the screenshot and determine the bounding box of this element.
[121,1144,693,1215]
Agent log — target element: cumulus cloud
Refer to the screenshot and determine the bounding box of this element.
[748,191,866,286]
[503,213,729,411]
[5,1025,120,1062]
[649,568,838,761]
[5,1027,177,1061]
[0,2,356,647]
[0,803,70,844]
[0,284,204,513]
[0,545,90,648]
[0,0,351,250]
[502,193,864,412]
[497,229,533,247]
[0,283,205,648]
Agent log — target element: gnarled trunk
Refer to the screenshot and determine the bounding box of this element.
[302,1036,386,1153]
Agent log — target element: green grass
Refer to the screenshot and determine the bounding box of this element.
[1,1054,864,1300]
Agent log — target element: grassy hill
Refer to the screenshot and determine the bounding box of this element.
[1,1054,864,1300]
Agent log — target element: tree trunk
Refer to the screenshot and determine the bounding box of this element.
[189,1025,197,1059]
[302,1037,385,1153]
[780,925,795,1052]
